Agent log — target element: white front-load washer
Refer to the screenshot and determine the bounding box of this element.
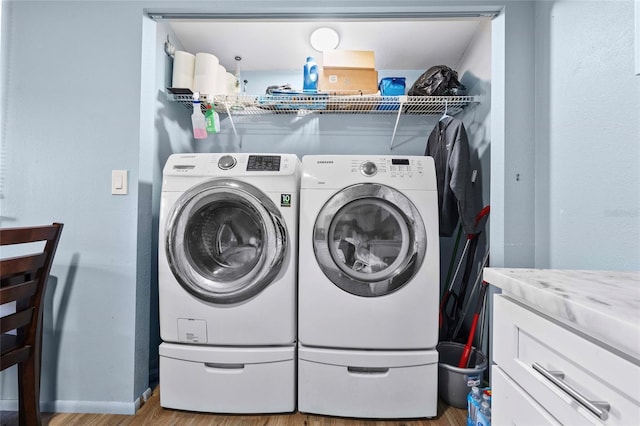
[297,155,439,419]
[158,153,300,413]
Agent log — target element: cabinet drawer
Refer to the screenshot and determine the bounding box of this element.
[492,365,561,425]
[493,295,640,425]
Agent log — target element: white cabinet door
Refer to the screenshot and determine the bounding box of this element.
[493,295,640,425]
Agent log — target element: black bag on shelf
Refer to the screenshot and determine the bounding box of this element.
[408,65,466,96]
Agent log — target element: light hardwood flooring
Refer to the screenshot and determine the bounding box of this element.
[1,386,467,425]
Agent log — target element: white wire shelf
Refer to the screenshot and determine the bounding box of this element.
[168,93,479,116]
[167,90,480,150]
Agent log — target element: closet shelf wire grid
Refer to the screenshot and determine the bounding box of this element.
[168,93,479,116]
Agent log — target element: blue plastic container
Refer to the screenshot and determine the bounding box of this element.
[379,77,406,96]
[377,77,406,110]
[303,57,319,93]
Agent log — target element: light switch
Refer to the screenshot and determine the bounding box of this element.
[112,170,128,195]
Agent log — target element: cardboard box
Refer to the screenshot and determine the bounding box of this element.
[322,50,375,69]
[319,68,379,95]
[324,94,380,112]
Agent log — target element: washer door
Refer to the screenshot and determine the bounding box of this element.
[313,183,426,297]
[165,179,287,304]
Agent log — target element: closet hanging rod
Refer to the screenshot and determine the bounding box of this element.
[146,11,499,21]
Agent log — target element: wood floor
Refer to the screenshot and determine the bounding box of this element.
[1,387,467,426]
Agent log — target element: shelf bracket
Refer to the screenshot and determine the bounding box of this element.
[164,35,175,58]
[389,96,407,150]
[224,102,242,149]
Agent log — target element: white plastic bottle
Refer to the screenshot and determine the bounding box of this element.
[482,392,491,407]
[191,98,207,139]
[477,401,491,426]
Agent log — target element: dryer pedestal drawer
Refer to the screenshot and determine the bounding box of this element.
[159,343,295,413]
[298,345,438,419]
[493,295,640,425]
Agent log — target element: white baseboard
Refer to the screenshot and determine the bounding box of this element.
[134,387,154,412]
[46,400,137,415]
[0,400,18,411]
[0,392,151,416]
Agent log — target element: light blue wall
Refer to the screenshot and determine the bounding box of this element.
[1,0,146,414]
[4,0,636,415]
[0,0,499,413]
[489,1,537,269]
[534,0,640,270]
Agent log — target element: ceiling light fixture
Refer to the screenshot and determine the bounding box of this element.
[310,27,340,52]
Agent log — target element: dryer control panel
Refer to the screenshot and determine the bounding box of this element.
[388,158,421,179]
[301,155,437,191]
[351,157,427,179]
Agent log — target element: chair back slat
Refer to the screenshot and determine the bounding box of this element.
[1,334,21,355]
[0,345,31,370]
[0,226,59,246]
[0,278,38,304]
[0,222,63,426]
[0,253,47,280]
[0,307,35,335]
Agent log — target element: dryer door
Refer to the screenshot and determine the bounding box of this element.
[165,179,287,304]
[313,183,426,297]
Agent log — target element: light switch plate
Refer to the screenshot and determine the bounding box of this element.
[112,170,128,195]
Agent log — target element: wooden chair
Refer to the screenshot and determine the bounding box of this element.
[1,223,63,426]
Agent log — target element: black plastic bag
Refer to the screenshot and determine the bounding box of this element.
[408,65,466,96]
[266,84,292,94]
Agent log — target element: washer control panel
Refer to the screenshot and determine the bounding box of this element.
[165,153,298,177]
[247,155,281,171]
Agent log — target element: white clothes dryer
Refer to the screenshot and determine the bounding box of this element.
[297,155,440,418]
[298,155,439,350]
[158,153,300,413]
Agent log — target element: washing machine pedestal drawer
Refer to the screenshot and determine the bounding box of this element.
[159,342,295,413]
[298,345,438,418]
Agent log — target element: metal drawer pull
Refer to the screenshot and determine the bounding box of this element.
[532,362,610,420]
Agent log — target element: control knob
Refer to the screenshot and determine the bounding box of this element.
[218,155,237,170]
[360,161,377,177]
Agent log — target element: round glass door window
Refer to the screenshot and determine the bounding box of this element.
[313,183,426,297]
[166,179,287,304]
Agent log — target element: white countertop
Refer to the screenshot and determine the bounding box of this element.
[483,268,640,362]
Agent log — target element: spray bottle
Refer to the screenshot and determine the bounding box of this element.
[205,103,220,134]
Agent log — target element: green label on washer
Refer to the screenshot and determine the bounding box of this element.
[281,194,292,207]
